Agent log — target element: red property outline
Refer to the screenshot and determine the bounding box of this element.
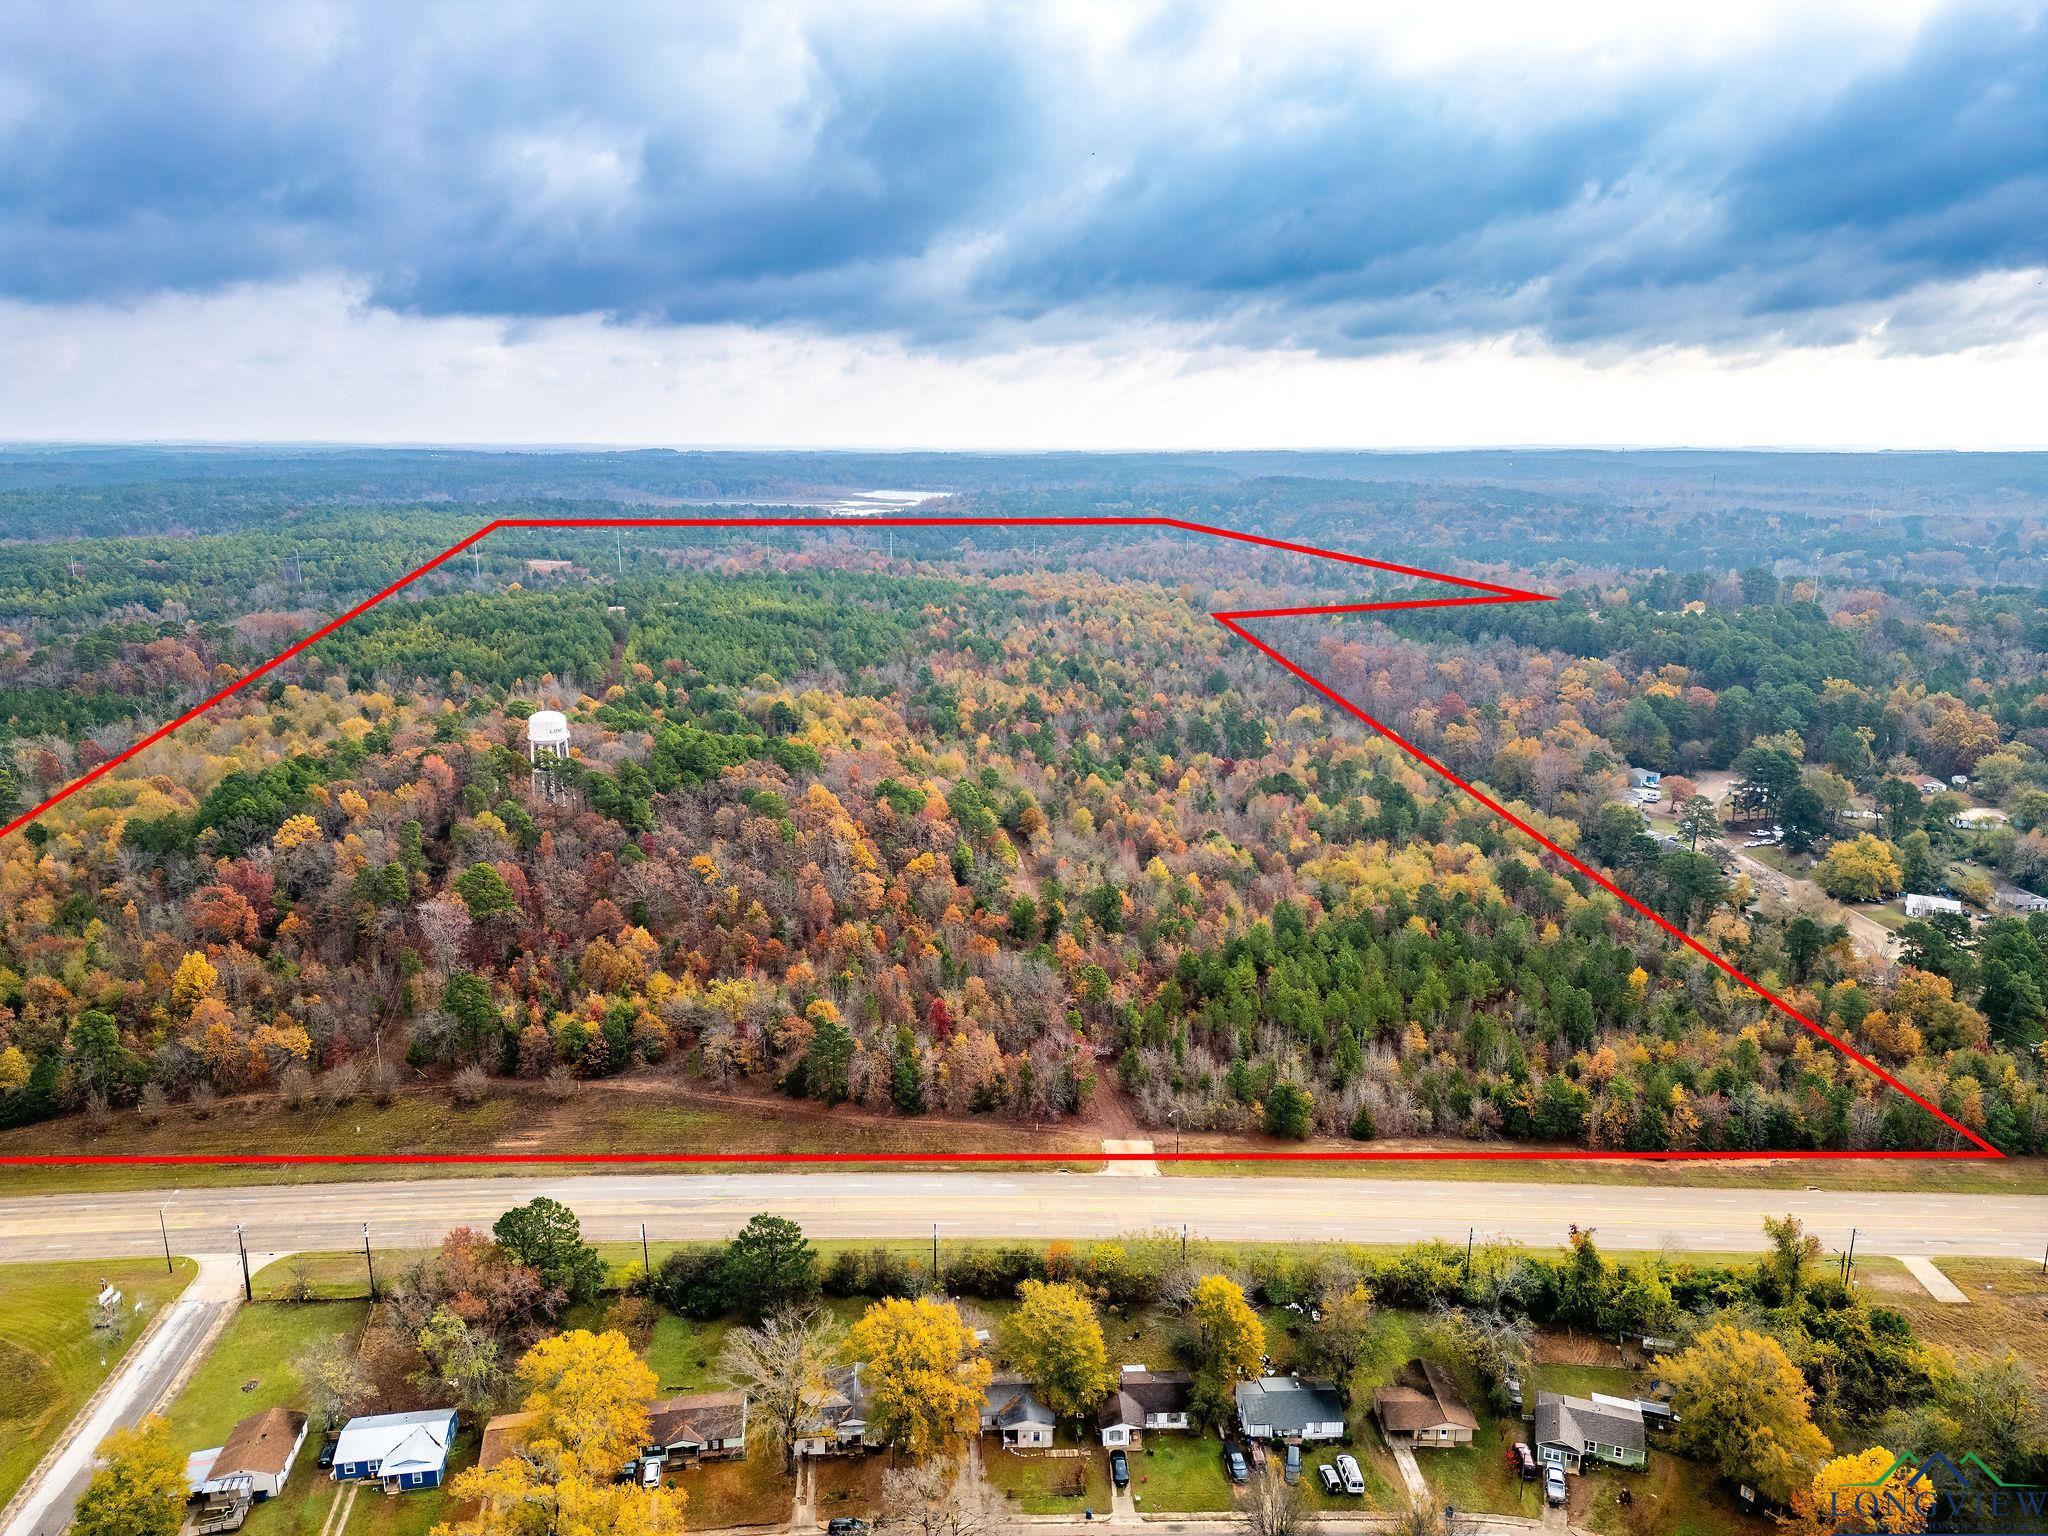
[0,515,2000,1165]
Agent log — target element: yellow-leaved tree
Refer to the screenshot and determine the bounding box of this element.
[1186,1275,1265,1423]
[73,1416,187,1536]
[434,1329,684,1536]
[1789,1447,1929,1536]
[1003,1281,1113,1420]
[844,1296,992,1457]
[1665,1324,1830,1504]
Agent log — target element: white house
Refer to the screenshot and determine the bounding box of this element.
[1097,1369,1194,1446]
[1904,894,1966,919]
[1234,1377,1346,1442]
[187,1408,308,1502]
[331,1409,458,1491]
[982,1378,1056,1448]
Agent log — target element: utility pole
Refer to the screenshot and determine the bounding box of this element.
[158,1207,174,1276]
[1172,1108,1180,1156]
[363,1223,378,1301]
[1181,1224,1188,1265]
[234,1224,252,1302]
[641,1222,652,1281]
[1842,1227,1858,1284]
[932,1223,940,1284]
[1463,1227,1475,1289]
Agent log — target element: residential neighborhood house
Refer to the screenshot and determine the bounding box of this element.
[1532,1392,1647,1474]
[794,1364,871,1457]
[1234,1377,1347,1443]
[1097,1369,1194,1447]
[1372,1360,1478,1449]
[185,1407,309,1501]
[646,1391,749,1464]
[982,1376,1056,1448]
[477,1411,537,1473]
[331,1408,459,1491]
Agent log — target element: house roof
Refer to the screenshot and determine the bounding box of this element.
[1372,1360,1477,1435]
[809,1364,868,1432]
[479,1412,537,1471]
[1234,1377,1347,1434]
[985,1376,1055,1428]
[213,1408,307,1480]
[333,1409,457,1475]
[1532,1392,1645,1455]
[648,1391,748,1448]
[1099,1370,1194,1428]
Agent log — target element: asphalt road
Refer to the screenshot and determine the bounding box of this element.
[3,1173,2045,1260]
[0,1257,242,1536]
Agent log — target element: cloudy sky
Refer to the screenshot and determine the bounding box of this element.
[3,0,2046,448]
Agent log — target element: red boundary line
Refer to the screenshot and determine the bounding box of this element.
[0,515,1998,1165]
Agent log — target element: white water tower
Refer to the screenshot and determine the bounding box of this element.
[527,709,571,799]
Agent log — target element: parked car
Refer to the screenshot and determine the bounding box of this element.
[826,1522,868,1536]
[1318,1463,1342,1495]
[316,1436,338,1471]
[1336,1455,1365,1496]
[1224,1446,1249,1484]
[640,1459,661,1489]
[1545,1467,1568,1506]
[1110,1451,1129,1490]
[1511,1442,1537,1480]
[1283,1444,1301,1484]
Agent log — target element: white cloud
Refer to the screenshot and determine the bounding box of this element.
[4,275,2047,449]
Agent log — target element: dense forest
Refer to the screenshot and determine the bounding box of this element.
[2,450,2045,1153]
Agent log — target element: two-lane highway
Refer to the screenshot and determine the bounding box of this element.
[3,1172,2044,1259]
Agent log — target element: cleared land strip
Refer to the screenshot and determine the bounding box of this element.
[2,1172,2045,1261]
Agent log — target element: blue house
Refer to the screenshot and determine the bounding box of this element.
[331,1409,458,1491]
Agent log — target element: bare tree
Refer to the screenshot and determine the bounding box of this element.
[880,1456,1010,1536]
[717,1305,844,1474]
[1243,1470,1305,1536]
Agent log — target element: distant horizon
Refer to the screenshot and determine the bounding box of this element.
[7,440,2048,459]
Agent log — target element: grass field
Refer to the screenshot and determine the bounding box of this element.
[813,1451,891,1518]
[0,1256,196,1510]
[1125,1433,1235,1512]
[663,1430,791,1528]
[4,1076,2041,1194]
[162,1299,370,1449]
[1864,1256,2048,1403]
[981,1430,1112,1514]
[1580,1451,1769,1536]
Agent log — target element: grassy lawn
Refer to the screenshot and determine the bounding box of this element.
[1529,1362,1637,1399]
[1581,1452,1769,1536]
[664,1432,791,1528]
[813,1452,892,1518]
[1126,1433,1234,1513]
[162,1300,370,1449]
[1412,1403,1542,1519]
[1866,1257,2048,1402]
[644,1313,738,1392]
[0,1086,1102,1193]
[0,1256,196,1509]
[981,1431,1112,1515]
[1297,1439,1402,1512]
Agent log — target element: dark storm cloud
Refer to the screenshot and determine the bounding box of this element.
[0,2,2043,354]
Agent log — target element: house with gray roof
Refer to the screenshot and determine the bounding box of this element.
[1532,1391,1646,1473]
[1234,1376,1346,1443]
[795,1364,871,1456]
[1097,1368,1193,1446]
[982,1376,1056,1447]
